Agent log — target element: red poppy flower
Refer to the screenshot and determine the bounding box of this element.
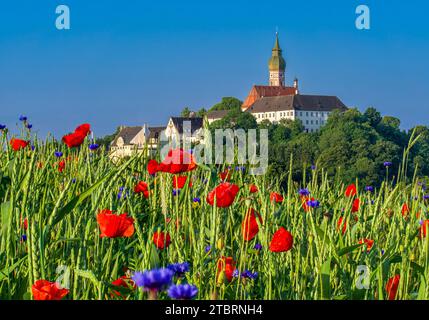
[206,182,240,208]
[352,198,360,213]
[219,169,232,181]
[270,192,284,203]
[147,149,196,175]
[249,184,258,194]
[242,208,263,241]
[385,275,400,300]
[74,123,91,136]
[359,238,374,252]
[10,138,29,151]
[62,132,87,148]
[111,276,136,298]
[216,256,236,282]
[172,175,192,189]
[345,184,357,197]
[337,217,347,235]
[419,220,429,238]
[134,181,150,198]
[401,203,410,217]
[62,123,91,148]
[269,227,293,252]
[32,280,69,300]
[58,160,66,173]
[153,231,171,249]
[96,210,134,238]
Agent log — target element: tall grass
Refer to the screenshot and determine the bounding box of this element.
[0,129,428,300]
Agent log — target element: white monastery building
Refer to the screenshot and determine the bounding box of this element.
[207,33,348,132]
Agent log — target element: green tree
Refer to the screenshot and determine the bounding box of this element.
[197,108,207,117]
[209,97,242,112]
[181,107,192,117]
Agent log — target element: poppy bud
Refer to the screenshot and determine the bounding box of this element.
[216,237,224,250]
[216,270,226,285]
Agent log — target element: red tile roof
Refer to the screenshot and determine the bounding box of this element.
[242,85,297,111]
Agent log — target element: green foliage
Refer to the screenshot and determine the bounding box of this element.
[180,107,192,117]
[209,97,243,112]
[209,108,257,131]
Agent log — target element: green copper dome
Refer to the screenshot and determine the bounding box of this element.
[268,33,286,71]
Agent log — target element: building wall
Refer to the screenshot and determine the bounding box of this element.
[295,110,330,132]
[253,110,295,123]
[252,109,332,132]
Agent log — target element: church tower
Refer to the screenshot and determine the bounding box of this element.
[268,33,286,86]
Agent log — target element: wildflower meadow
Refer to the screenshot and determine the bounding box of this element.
[1,119,429,301]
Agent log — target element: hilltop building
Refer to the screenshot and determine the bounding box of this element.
[241,33,347,132]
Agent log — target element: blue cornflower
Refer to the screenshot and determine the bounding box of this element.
[31,145,35,151]
[311,164,316,170]
[26,124,32,129]
[384,161,392,168]
[20,234,27,242]
[55,151,63,158]
[306,199,320,208]
[365,186,374,192]
[118,187,128,200]
[173,189,180,196]
[254,243,262,250]
[298,188,310,196]
[132,268,174,291]
[424,194,429,200]
[19,115,27,122]
[204,245,212,253]
[0,124,6,130]
[167,284,198,300]
[89,144,99,151]
[167,262,190,276]
[381,249,385,255]
[71,178,77,184]
[235,166,246,172]
[233,269,258,280]
[193,197,201,203]
[419,219,424,226]
[241,270,258,279]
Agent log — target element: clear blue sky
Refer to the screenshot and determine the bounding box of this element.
[0,0,428,138]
